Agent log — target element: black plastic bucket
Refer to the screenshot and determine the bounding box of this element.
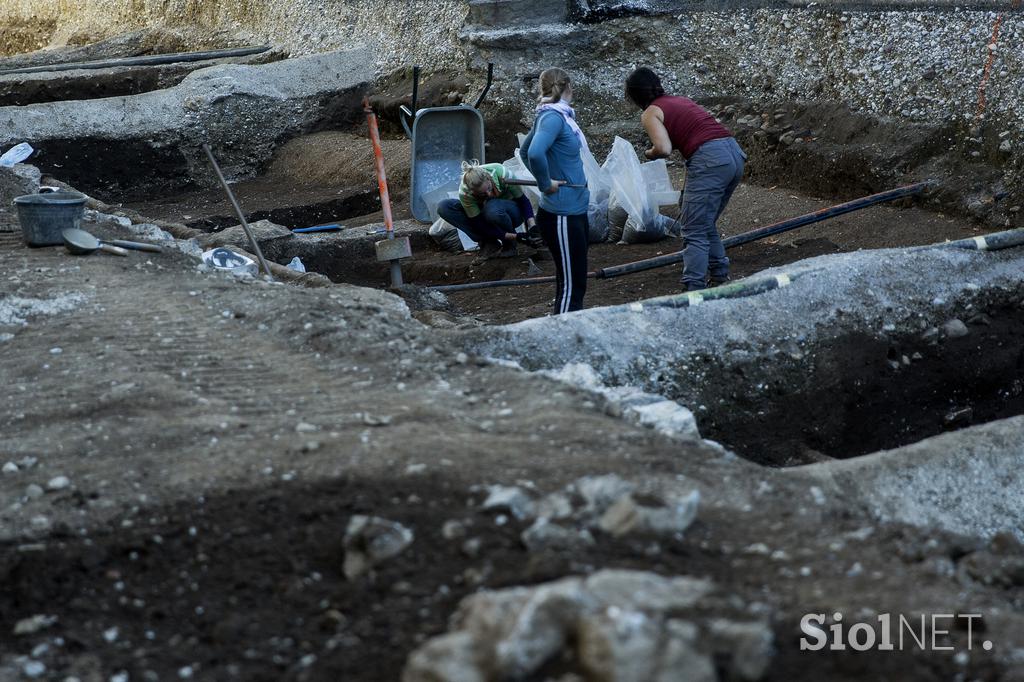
[13,192,88,247]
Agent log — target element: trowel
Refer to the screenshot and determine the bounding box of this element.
[62,228,163,257]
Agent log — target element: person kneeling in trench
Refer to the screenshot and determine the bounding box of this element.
[436,161,542,261]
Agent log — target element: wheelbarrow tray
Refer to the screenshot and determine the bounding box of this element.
[409,105,485,223]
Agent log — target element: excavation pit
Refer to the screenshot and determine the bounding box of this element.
[688,300,1024,466]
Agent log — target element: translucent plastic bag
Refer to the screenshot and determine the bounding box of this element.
[428,217,465,253]
[602,137,681,244]
[587,199,609,243]
[640,158,681,207]
[503,150,542,206]
[602,137,651,229]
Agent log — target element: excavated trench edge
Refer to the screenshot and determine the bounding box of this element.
[276,229,1024,468]
[679,298,1024,466]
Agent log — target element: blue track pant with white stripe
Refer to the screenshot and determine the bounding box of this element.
[537,208,588,315]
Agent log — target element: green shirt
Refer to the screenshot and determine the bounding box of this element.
[458,163,524,219]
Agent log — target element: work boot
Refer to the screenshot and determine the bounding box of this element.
[471,242,502,265]
[497,242,518,258]
[708,274,730,287]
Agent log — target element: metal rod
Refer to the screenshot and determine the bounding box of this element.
[595,181,934,280]
[431,273,558,293]
[0,45,271,76]
[364,97,403,287]
[505,178,587,189]
[428,181,934,293]
[201,143,274,280]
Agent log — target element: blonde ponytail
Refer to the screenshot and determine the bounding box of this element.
[538,67,571,103]
[460,160,490,195]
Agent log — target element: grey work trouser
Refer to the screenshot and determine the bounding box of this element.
[679,137,746,290]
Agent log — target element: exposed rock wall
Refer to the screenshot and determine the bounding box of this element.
[462,4,1023,220]
[2,0,1021,216]
[0,0,469,72]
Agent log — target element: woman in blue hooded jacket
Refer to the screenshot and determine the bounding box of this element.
[520,67,591,315]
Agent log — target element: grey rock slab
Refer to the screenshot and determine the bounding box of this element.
[198,219,294,252]
[0,163,41,205]
[0,48,373,190]
[792,415,1024,541]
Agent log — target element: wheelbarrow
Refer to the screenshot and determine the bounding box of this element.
[401,64,493,224]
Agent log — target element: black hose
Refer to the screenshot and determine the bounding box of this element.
[596,181,933,279]
[0,45,272,76]
[428,181,933,293]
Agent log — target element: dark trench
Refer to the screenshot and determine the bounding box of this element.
[693,301,1024,466]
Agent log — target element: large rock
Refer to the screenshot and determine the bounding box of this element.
[197,219,293,252]
[402,570,736,681]
[0,164,41,205]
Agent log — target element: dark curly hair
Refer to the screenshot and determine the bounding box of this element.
[624,67,666,110]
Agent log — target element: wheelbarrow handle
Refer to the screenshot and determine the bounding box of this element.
[474,63,494,109]
[399,65,421,139]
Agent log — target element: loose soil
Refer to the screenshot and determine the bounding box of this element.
[5,124,1022,682]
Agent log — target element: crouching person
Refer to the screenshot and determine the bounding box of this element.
[436,161,540,259]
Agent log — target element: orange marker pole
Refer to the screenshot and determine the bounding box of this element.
[364,97,394,238]
[364,97,407,287]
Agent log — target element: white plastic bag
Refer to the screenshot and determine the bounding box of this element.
[202,247,257,275]
[640,158,681,206]
[504,151,542,206]
[429,217,463,252]
[581,146,610,205]
[0,142,33,168]
[602,137,651,229]
[602,137,680,244]
[587,199,610,243]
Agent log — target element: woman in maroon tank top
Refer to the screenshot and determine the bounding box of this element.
[625,67,747,292]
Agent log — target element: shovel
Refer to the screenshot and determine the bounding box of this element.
[62,228,162,257]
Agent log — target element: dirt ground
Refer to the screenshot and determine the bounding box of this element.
[124,138,989,327]
[4,147,1023,680]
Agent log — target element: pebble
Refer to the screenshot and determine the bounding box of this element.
[442,520,467,540]
[942,318,969,338]
[23,661,46,678]
[47,475,71,491]
[2,461,18,474]
[25,484,44,499]
[13,614,58,635]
